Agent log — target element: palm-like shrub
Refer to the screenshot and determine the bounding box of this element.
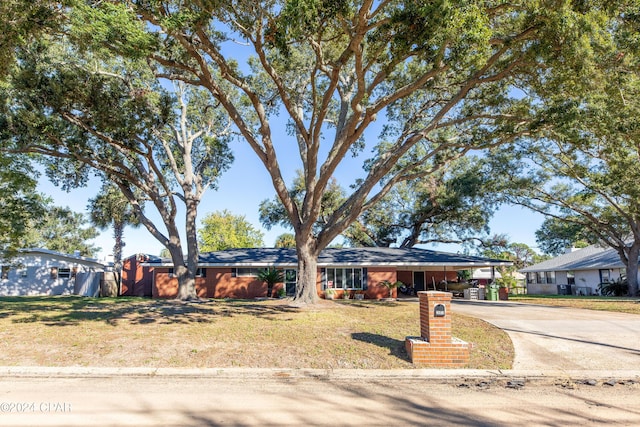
[599,276,628,297]
[257,268,284,298]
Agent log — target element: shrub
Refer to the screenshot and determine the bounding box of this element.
[257,268,284,298]
[599,276,628,297]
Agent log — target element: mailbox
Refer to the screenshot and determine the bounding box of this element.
[434,303,446,317]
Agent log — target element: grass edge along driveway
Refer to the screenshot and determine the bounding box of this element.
[510,295,640,315]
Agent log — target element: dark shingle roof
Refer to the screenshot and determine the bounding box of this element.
[147,247,511,269]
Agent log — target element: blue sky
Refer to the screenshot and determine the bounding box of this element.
[36,134,546,261]
[33,26,548,261]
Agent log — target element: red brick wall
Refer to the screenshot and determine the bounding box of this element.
[397,271,413,287]
[153,268,279,299]
[121,256,153,297]
[153,268,177,298]
[367,267,397,299]
[152,266,463,301]
[207,268,268,299]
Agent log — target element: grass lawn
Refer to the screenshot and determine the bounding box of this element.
[510,295,640,315]
[0,296,513,370]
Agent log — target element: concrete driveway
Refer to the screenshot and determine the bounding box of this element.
[452,300,640,371]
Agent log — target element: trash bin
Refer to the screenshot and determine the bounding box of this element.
[486,284,499,301]
[498,287,509,301]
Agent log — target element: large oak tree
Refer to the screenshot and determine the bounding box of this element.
[67,0,620,303]
[2,39,233,299]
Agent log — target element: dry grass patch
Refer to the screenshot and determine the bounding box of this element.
[0,296,513,369]
[510,295,640,315]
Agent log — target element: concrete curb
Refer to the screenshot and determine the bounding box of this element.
[1,366,639,386]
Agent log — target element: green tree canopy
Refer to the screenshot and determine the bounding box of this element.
[104,0,619,303]
[480,236,547,272]
[2,35,234,299]
[343,156,502,248]
[274,233,296,248]
[0,0,66,77]
[3,0,624,303]
[199,210,264,252]
[535,217,594,257]
[494,4,640,296]
[19,202,99,257]
[259,170,346,235]
[0,154,46,259]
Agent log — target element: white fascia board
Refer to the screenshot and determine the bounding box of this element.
[316,262,513,268]
[143,261,512,269]
[141,262,299,268]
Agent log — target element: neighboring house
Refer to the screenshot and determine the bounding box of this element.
[0,248,105,296]
[520,245,628,296]
[129,247,511,300]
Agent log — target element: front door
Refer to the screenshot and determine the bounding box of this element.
[413,271,425,292]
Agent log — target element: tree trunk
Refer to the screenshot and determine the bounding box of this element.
[112,222,124,296]
[294,241,319,304]
[179,196,200,301]
[167,241,198,301]
[175,264,198,300]
[625,243,640,297]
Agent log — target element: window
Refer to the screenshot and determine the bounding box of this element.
[567,271,575,285]
[324,268,364,290]
[526,272,536,284]
[545,272,556,284]
[1,266,8,280]
[284,269,297,296]
[536,272,544,284]
[599,269,611,283]
[58,268,71,279]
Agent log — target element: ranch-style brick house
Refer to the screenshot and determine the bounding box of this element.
[122,247,511,299]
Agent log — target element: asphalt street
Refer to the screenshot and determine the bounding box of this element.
[1,373,640,426]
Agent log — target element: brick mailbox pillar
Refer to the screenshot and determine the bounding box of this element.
[405,291,471,367]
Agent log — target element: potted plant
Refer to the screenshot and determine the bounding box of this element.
[257,268,284,298]
[495,272,516,301]
[277,287,286,298]
[324,288,336,300]
[343,288,350,299]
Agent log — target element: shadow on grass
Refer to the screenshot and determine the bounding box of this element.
[333,299,406,309]
[351,331,409,362]
[0,296,301,327]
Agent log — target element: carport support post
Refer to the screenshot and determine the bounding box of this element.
[405,291,471,367]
